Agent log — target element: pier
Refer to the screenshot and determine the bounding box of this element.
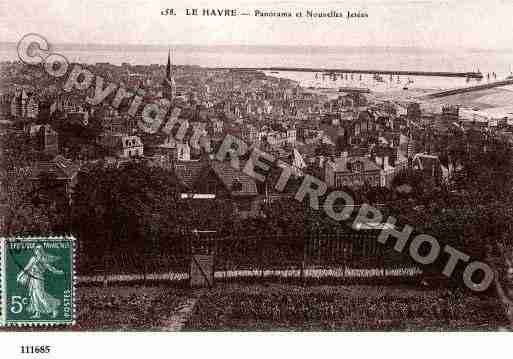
[222,66,484,79]
[338,86,371,93]
[424,79,513,98]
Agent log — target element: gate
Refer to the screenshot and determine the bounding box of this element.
[189,231,217,288]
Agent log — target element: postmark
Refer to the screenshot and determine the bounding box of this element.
[0,236,76,326]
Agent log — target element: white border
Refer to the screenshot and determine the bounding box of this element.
[1,238,5,326]
[0,332,512,359]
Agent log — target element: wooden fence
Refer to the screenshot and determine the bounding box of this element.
[77,229,422,284]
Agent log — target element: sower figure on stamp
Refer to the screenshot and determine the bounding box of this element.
[16,245,64,319]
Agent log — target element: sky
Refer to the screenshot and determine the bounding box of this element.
[2,0,513,50]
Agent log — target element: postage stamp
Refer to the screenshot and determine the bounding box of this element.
[0,236,76,326]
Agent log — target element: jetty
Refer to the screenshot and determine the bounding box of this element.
[424,79,513,98]
[221,66,483,79]
[338,87,371,93]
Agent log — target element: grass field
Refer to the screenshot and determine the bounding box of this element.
[74,285,193,330]
[5,283,506,331]
[184,284,508,331]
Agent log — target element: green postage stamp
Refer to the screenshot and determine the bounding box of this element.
[1,236,76,326]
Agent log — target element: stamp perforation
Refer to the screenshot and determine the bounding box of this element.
[1,235,76,327]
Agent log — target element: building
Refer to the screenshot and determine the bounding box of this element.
[175,160,261,218]
[152,136,192,163]
[10,89,37,118]
[325,154,382,189]
[412,153,444,183]
[407,102,421,120]
[30,155,80,207]
[26,96,39,119]
[37,124,59,156]
[373,148,409,188]
[99,133,144,159]
[442,105,459,122]
[102,110,136,134]
[53,95,86,113]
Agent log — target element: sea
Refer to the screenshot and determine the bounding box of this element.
[2,44,513,92]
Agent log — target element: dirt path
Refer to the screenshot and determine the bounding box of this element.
[160,290,204,331]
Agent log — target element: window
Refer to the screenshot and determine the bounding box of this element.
[232,178,243,191]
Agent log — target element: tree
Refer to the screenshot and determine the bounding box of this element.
[385,131,513,324]
[489,242,513,328]
[72,162,181,250]
[0,169,55,235]
[0,131,40,170]
[0,129,59,234]
[71,160,237,273]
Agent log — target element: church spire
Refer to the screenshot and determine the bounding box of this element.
[166,48,172,80]
[163,49,177,101]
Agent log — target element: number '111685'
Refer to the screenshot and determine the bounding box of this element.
[21,345,51,354]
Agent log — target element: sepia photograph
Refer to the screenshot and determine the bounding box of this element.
[0,0,513,355]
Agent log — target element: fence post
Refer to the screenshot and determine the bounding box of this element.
[143,249,147,285]
[103,254,108,288]
[187,234,192,283]
[260,235,265,280]
[213,235,218,287]
[301,233,306,286]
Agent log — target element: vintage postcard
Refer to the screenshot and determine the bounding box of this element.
[1,0,513,348]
